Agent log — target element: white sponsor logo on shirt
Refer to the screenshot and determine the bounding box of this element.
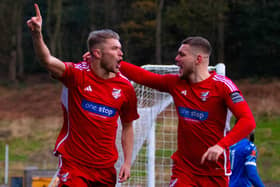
[84,85,92,92]
[181,90,187,96]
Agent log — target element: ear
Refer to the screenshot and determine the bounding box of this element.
[196,55,203,64]
[92,49,102,59]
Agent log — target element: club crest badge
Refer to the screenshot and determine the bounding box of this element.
[112,88,121,99]
[200,91,209,101]
[59,172,69,182]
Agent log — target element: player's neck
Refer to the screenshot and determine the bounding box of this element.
[90,62,116,79]
[188,69,211,84]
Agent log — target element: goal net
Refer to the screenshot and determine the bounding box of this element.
[115,64,227,187]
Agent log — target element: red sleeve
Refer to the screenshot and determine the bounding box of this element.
[58,61,89,88]
[57,62,76,87]
[119,61,170,92]
[217,78,256,148]
[119,84,139,124]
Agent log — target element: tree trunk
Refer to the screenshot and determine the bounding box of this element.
[54,0,62,57]
[17,1,24,80]
[8,1,18,83]
[217,13,224,64]
[9,49,17,83]
[47,0,62,57]
[155,0,164,64]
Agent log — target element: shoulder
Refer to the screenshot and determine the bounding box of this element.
[115,73,136,93]
[248,141,257,153]
[212,74,239,93]
[73,61,90,71]
[118,72,134,85]
[64,61,90,73]
[231,139,251,150]
[242,140,256,156]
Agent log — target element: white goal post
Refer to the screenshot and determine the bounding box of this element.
[115,63,229,187]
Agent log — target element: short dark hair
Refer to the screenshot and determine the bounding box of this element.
[181,36,212,55]
[87,29,120,52]
[249,131,255,143]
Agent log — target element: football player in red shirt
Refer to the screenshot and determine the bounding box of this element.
[27,4,139,187]
[119,36,256,186]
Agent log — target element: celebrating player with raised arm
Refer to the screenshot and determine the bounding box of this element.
[119,37,256,186]
[27,4,139,186]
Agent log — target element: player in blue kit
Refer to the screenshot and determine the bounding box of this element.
[229,132,265,187]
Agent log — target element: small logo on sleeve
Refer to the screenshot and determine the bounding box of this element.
[230,91,244,103]
[251,150,256,156]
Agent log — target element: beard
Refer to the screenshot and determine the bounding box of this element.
[100,58,120,74]
[179,66,194,80]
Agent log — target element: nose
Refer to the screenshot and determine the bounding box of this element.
[119,49,123,57]
[175,55,180,64]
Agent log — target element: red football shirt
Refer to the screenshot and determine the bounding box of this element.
[120,61,255,176]
[54,61,139,168]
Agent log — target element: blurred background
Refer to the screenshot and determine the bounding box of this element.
[1,0,280,81]
[0,0,279,186]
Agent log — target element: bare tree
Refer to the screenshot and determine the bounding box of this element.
[217,13,225,64]
[47,0,62,57]
[104,0,118,28]
[4,0,24,83]
[17,1,24,80]
[155,0,164,64]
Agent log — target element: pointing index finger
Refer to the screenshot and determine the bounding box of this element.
[34,3,41,18]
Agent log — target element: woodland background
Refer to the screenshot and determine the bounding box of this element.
[0,0,280,83]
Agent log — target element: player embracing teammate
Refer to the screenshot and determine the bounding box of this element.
[119,36,256,186]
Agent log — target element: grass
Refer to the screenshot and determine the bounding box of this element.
[0,138,43,183]
[254,117,280,182]
[0,116,279,184]
[0,117,61,184]
[5,138,42,161]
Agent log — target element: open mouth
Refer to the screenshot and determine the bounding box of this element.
[116,60,122,69]
[116,63,120,69]
[177,64,183,75]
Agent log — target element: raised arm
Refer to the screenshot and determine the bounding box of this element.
[27,3,65,78]
[119,61,170,91]
[118,121,134,183]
